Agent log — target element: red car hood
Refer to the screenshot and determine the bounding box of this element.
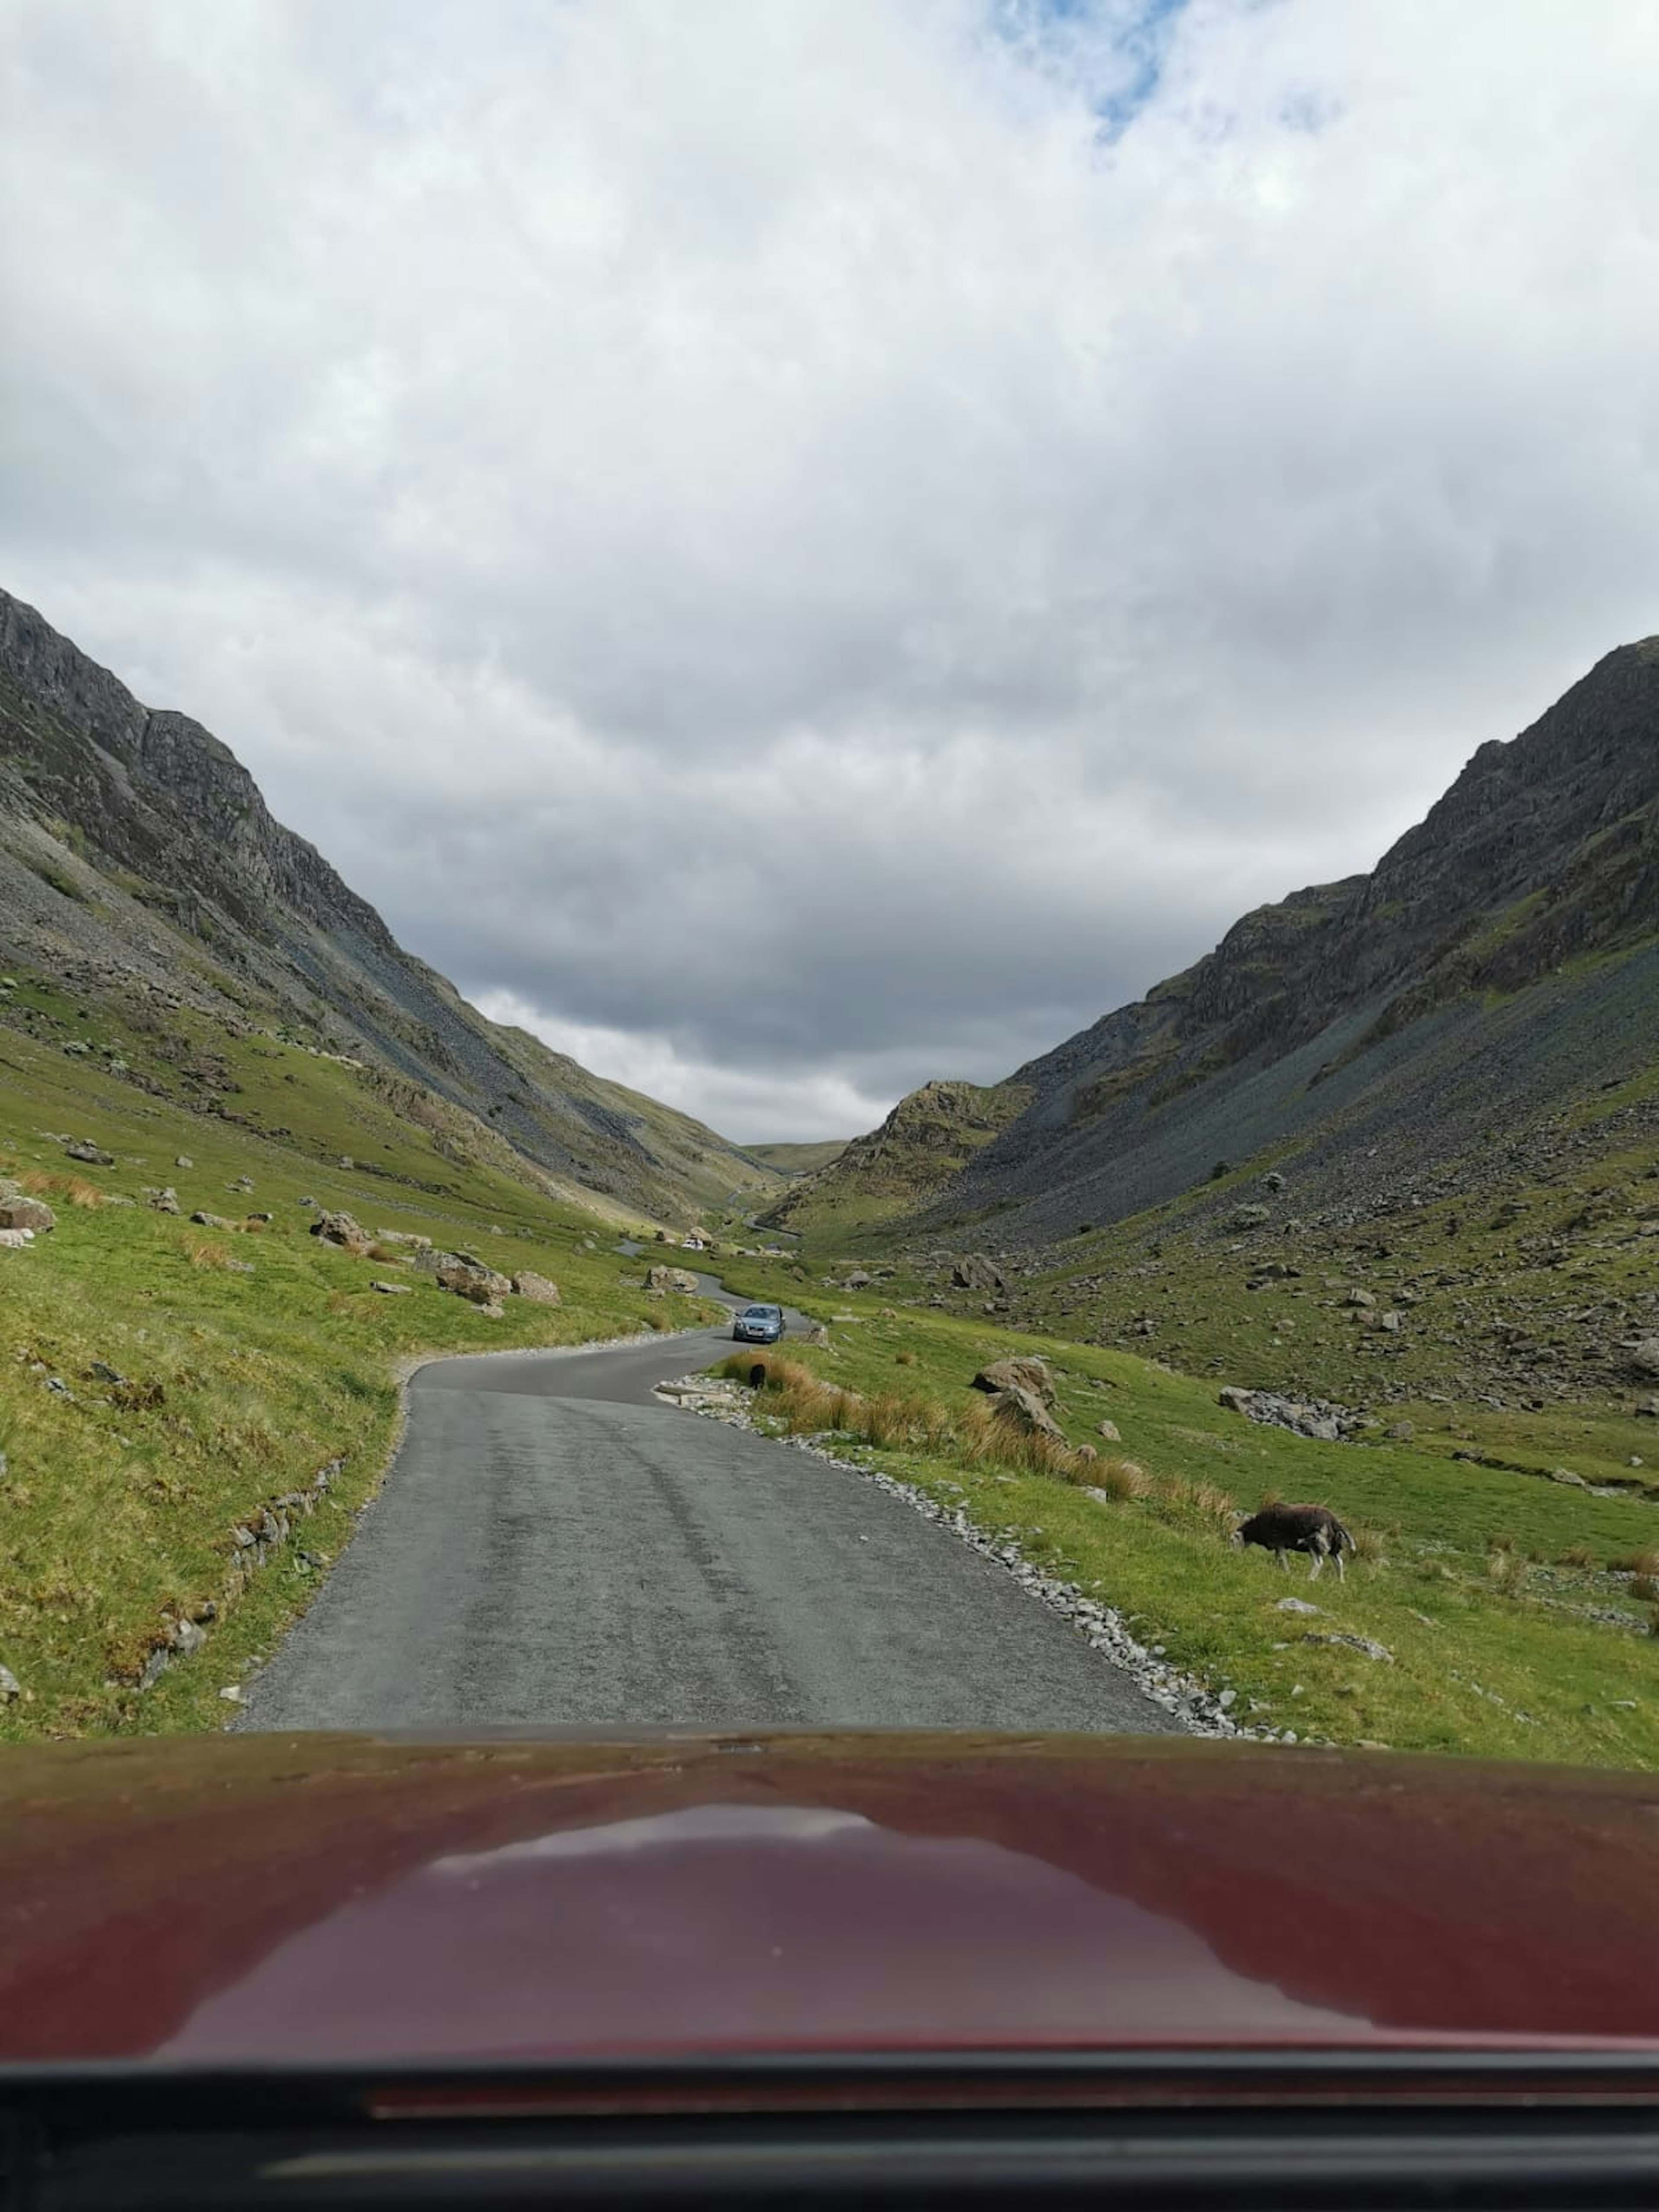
[1,1731,1656,2066]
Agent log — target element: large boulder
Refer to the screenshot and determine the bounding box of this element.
[988,1384,1066,1442]
[512,1271,562,1305]
[0,1196,55,1234]
[952,1253,1005,1293]
[414,1249,513,1303]
[973,1355,1055,1406]
[310,1209,374,1256]
[64,1141,114,1167]
[646,1264,699,1294]
[1628,1338,1659,1380]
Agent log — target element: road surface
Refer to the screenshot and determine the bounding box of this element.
[238,1297,1175,1735]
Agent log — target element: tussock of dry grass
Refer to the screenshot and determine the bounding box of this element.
[185,1239,235,1271]
[724,1351,1143,1489]
[1490,1548,1530,1598]
[18,1170,108,1209]
[1612,1545,1659,1580]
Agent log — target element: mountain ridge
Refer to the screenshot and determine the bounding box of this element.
[783,634,1659,1248]
[0,587,775,1222]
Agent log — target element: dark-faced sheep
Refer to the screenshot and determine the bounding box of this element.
[1232,1502,1354,1580]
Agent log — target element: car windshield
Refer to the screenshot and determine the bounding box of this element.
[1,0,1655,2096]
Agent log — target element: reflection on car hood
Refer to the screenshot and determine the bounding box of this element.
[1,1731,1656,2064]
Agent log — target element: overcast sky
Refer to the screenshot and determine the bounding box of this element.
[4,1,1658,1139]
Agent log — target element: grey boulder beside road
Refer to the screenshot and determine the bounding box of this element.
[238,1296,1176,1736]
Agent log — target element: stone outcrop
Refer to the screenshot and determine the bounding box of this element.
[972,1356,1055,1406]
[310,1209,374,1257]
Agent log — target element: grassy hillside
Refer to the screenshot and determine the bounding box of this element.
[747,1138,850,1176]
[761,1080,1030,1239]
[0,1017,723,1743]
[695,1265,1659,1771]
[0,590,782,1225]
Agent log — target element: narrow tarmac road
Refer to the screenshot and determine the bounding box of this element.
[239,1294,1176,1735]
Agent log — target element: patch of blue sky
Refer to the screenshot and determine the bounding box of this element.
[986,0,1192,141]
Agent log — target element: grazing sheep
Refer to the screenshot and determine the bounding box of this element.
[1232,1502,1354,1581]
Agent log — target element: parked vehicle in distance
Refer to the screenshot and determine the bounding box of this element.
[732,1302,785,1343]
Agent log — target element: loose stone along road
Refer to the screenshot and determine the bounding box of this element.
[240,1288,1175,1735]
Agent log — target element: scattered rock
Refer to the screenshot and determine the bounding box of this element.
[1629,1339,1659,1380]
[0,1196,54,1234]
[1274,1597,1323,1616]
[1304,1632,1395,1662]
[370,1279,413,1295]
[512,1271,562,1305]
[175,1155,194,1169]
[143,1187,180,1214]
[1228,1204,1271,1231]
[310,1208,375,1257]
[1386,1419,1416,1442]
[973,1356,1055,1406]
[988,1383,1066,1442]
[190,1211,238,1230]
[1096,1418,1122,1442]
[87,1360,127,1385]
[1074,1443,1099,1462]
[0,1664,20,1701]
[1345,1287,1376,1309]
[1548,1467,1588,1487]
[952,1253,1005,1293]
[645,1264,699,1295]
[1217,1386,1360,1442]
[64,1141,114,1166]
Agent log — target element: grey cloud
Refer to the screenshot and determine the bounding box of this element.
[3,0,1658,1137]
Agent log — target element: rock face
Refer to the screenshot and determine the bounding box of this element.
[0,586,778,1223]
[0,1196,54,1233]
[512,1271,561,1305]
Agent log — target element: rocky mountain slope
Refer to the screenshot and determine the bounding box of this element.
[0,588,775,1223]
[786,636,1659,1249]
[760,1079,1031,1236]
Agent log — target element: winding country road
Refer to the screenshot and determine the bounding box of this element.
[238,1287,1175,1735]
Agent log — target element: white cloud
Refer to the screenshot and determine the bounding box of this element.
[3,0,1656,1135]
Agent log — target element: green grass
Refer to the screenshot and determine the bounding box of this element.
[0,1030,718,1742]
[699,1281,1659,1770]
